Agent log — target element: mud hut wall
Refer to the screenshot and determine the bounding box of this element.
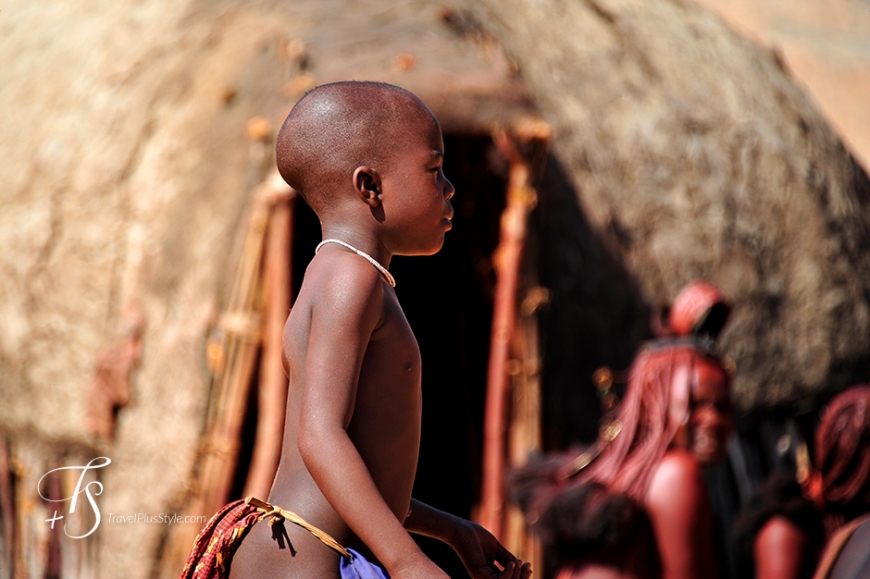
[0,1,314,577]
[450,0,870,411]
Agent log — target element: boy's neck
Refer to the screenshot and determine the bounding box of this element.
[319,226,391,269]
[316,239,396,287]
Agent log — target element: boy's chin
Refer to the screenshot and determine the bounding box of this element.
[412,247,444,257]
[412,237,447,256]
[394,233,447,257]
[427,239,446,254]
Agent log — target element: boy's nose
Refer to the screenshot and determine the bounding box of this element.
[444,177,455,200]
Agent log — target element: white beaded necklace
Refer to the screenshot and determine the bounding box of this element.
[315,239,396,288]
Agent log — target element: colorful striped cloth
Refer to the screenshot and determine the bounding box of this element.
[180,500,262,579]
[180,498,390,579]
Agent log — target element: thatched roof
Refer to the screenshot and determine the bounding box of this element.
[450,0,870,422]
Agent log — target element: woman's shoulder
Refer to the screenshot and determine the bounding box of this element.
[646,449,707,520]
[649,450,704,493]
[644,450,716,579]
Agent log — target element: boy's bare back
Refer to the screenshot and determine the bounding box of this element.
[229,82,530,579]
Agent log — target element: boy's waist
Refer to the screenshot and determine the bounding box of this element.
[181,496,351,579]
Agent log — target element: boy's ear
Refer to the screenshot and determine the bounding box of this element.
[353,166,382,208]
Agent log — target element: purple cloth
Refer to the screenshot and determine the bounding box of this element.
[340,548,390,579]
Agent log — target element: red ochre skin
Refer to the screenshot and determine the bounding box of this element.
[646,359,731,579]
[229,82,531,579]
[671,358,734,466]
[754,516,810,579]
[645,450,717,579]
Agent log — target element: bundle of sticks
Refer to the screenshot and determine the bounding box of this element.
[163,169,296,577]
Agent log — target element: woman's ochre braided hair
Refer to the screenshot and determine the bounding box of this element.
[809,385,870,515]
[580,340,727,501]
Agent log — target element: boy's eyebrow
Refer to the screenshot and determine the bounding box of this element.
[430,150,444,159]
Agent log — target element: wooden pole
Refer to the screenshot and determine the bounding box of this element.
[504,285,548,567]
[0,440,22,579]
[244,185,295,498]
[200,195,269,515]
[479,132,538,538]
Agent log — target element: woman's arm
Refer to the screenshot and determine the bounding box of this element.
[645,450,717,579]
[754,516,809,579]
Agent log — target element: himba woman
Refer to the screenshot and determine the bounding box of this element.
[513,281,735,579]
[732,470,823,579]
[808,385,870,579]
[741,385,870,579]
[743,384,870,579]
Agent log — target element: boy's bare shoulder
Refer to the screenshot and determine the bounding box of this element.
[300,248,389,319]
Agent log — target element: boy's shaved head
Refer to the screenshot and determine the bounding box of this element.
[277,81,435,212]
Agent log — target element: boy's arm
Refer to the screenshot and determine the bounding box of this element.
[297,263,442,579]
[404,499,531,579]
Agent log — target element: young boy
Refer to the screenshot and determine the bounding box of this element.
[227,82,532,579]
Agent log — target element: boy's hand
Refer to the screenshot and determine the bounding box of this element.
[451,521,532,579]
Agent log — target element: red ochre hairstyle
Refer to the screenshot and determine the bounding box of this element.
[810,385,870,512]
[581,342,726,501]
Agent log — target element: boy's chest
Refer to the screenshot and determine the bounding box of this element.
[368,294,422,377]
[356,297,422,414]
[353,323,422,453]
